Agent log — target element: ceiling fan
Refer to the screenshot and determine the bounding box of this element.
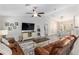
[26,7,45,17]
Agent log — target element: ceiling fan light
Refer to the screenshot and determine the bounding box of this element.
[34,13,37,17]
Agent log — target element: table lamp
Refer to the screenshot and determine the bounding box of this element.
[0,30,8,39]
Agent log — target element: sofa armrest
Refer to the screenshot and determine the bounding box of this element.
[35,47,49,55]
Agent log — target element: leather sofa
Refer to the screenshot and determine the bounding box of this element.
[7,37,24,55]
[34,35,77,55]
[0,37,24,55]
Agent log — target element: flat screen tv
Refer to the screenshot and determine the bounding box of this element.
[22,23,35,31]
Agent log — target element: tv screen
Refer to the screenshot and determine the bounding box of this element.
[22,23,35,30]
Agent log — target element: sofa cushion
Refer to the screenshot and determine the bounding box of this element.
[54,39,71,48]
[35,47,49,55]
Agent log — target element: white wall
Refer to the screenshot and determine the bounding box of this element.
[0,16,48,41]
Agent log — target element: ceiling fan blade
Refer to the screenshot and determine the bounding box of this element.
[33,9,36,12]
[38,14,41,17]
[26,12,33,14]
[38,12,44,14]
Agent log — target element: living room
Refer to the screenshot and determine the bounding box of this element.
[0,4,79,55]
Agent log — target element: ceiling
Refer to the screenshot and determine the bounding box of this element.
[0,4,78,17]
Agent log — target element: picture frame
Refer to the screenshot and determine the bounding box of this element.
[10,23,14,26]
[5,22,9,26]
[15,22,18,26]
[8,27,12,31]
[13,26,17,29]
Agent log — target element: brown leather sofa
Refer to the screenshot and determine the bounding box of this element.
[0,37,24,55]
[7,37,24,55]
[34,35,77,55]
